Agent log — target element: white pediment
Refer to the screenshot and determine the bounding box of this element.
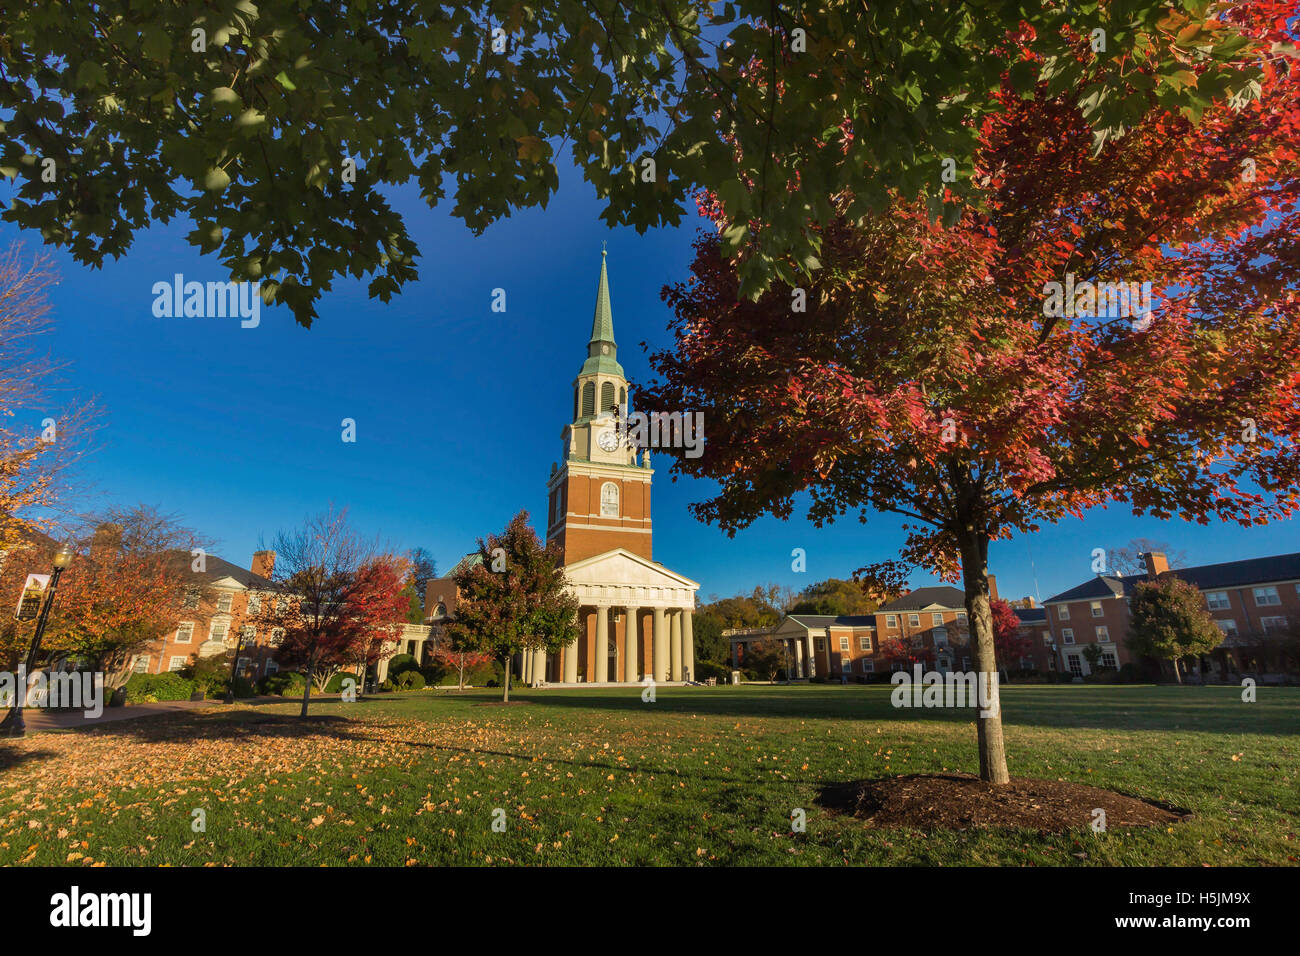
[562,548,699,609]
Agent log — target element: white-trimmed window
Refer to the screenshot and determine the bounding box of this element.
[860,659,874,673]
[600,481,619,517]
[132,655,150,673]
[1090,601,1103,617]
[838,636,849,651]
[1020,657,1034,670]
[1042,631,1052,645]
[1261,616,1288,632]
[931,612,944,625]
[239,624,256,645]
[174,622,194,644]
[1061,628,1075,644]
[269,628,285,646]
[1206,591,1230,610]
[815,637,825,651]
[168,656,186,671]
[210,621,229,645]
[1254,586,1281,606]
[956,611,967,624]
[265,660,279,675]
[908,613,920,627]
[216,591,233,613]
[885,614,897,628]
[1067,655,1083,676]
[1095,625,1110,643]
[182,587,200,610]
[247,592,262,615]
[1100,651,1118,669]
[1216,619,1238,637]
[237,656,252,673]
[1058,605,1070,620]
[858,635,871,651]
[934,628,948,651]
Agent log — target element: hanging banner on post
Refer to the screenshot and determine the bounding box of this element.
[14,574,50,622]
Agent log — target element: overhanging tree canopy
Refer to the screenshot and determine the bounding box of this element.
[0,1,1274,324]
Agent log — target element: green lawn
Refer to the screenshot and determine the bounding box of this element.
[1,684,1296,866]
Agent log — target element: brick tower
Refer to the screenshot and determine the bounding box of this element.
[545,250,654,564]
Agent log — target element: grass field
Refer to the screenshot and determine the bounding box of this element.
[1,684,1296,866]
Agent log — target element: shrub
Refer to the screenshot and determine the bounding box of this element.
[182,653,233,698]
[380,678,395,692]
[324,670,360,694]
[124,672,195,703]
[259,670,307,698]
[694,659,730,683]
[394,670,426,690]
[1117,662,1145,684]
[385,654,419,678]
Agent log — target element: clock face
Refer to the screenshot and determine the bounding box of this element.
[601,343,610,354]
[596,429,619,452]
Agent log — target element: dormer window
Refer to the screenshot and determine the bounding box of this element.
[216,592,233,613]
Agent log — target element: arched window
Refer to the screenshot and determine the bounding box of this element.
[581,382,595,417]
[600,381,616,412]
[600,481,619,517]
[433,602,447,620]
[619,387,626,409]
[574,387,580,419]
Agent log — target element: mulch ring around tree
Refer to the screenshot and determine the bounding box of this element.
[818,773,1191,833]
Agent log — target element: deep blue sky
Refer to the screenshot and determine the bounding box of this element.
[5,168,1294,605]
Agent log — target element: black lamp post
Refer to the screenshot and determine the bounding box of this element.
[2,546,75,738]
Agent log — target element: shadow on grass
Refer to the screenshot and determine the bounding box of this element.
[481,684,1300,736]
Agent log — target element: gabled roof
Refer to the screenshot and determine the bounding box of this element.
[879,586,966,611]
[194,553,272,589]
[446,552,483,577]
[783,614,876,629]
[1043,551,1300,604]
[1014,606,1048,624]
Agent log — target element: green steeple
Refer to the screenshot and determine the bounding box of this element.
[580,248,625,377]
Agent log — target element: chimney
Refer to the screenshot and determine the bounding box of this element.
[987,574,1000,603]
[251,549,276,579]
[1143,551,1169,577]
[90,522,123,560]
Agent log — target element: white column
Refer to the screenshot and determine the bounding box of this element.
[624,607,640,682]
[670,610,683,681]
[805,634,817,678]
[523,648,532,683]
[683,609,695,682]
[533,646,546,685]
[595,606,609,683]
[564,610,580,684]
[794,637,805,678]
[653,607,667,682]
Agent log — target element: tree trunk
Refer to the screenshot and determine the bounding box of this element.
[358,662,367,700]
[1172,657,1183,685]
[502,656,511,703]
[301,660,314,717]
[958,529,1011,785]
[458,652,466,692]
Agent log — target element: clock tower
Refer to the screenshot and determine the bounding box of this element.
[546,251,653,564]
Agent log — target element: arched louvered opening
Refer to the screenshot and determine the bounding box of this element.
[581,382,595,417]
[574,387,580,419]
[619,387,626,410]
[600,381,616,412]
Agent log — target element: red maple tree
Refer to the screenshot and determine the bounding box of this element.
[643,3,1300,783]
[990,599,1033,667]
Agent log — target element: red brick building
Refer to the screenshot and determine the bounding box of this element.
[1042,550,1300,679]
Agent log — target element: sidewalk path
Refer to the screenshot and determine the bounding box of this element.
[13,699,219,734]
